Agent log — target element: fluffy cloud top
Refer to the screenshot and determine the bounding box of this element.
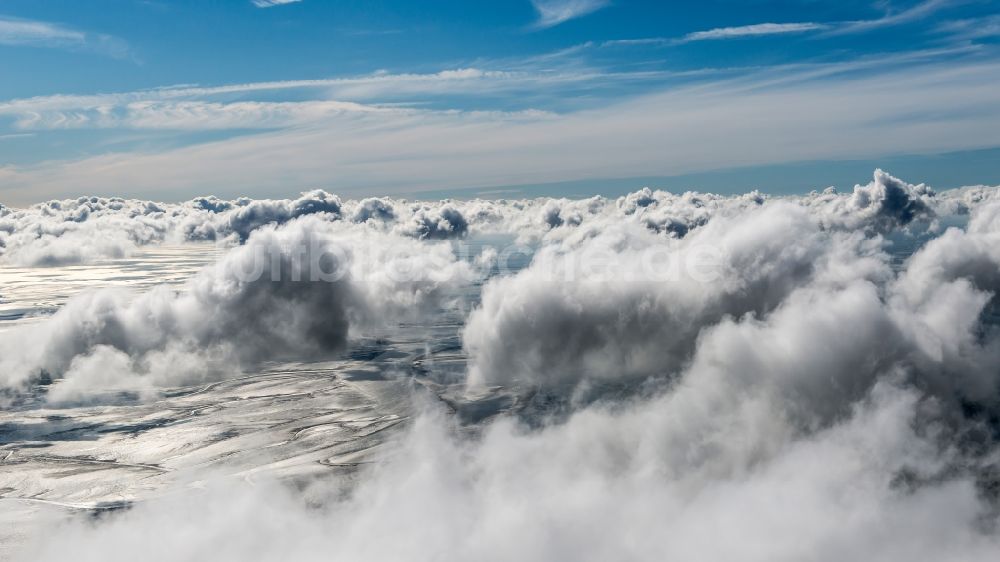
[4,170,1000,561]
[0,215,472,401]
[0,169,944,267]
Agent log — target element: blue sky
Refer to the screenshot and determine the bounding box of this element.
[1,0,999,205]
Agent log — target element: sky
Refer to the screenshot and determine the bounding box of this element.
[1,0,999,205]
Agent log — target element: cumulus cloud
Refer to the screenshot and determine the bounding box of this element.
[463,201,889,392]
[19,200,1000,557]
[932,183,1000,216]
[394,203,470,240]
[350,197,397,224]
[6,173,1000,560]
[799,169,936,232]
[0,190,344,265]
[459,171,989,402]
[44,345,158,405]
[224,189,343,241]
[0,196,169,266]
[0,170,958,268]
[0,215,472,402]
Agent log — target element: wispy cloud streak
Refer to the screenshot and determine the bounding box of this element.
[0,15,130,59]
[531,0,610,29]
[829,0,957,35]
[251,0,303,7]
[680,22,828,43]
[937,14,1000,41]
[606,1,960,48]
[0,65,654,130]
[0,16,84,45]
[1,51,997,204]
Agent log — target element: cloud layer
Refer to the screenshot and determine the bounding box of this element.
[4,171,1000,561]
[0,215,473,402]
[3,52,998,205]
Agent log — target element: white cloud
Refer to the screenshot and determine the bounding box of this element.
[0,68,547,128]
[0,16,84,45]
[680,22,828,43]
[1,52,997,205]
[464,170,936,390]
[0,214,474,396]
[937,14,1000,41]
[251,0,303,7]
[11,181,1000,561]
[831,0,957,35]
[608,2,960,47]
[10,100,394,131]
[0,15,130,58]
[531,0,610,29]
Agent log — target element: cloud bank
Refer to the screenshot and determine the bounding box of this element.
[0,169,942,268]
[4,171,1000,561]
[0,215,473,402]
